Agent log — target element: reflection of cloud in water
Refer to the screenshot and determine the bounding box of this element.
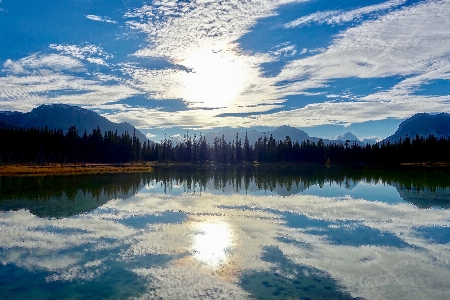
[1,191,450,299]
[100,193,450,299]
[133,266,250,299]
[192,221,233,268]
[0,209,136,276]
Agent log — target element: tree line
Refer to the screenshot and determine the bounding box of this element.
[154,131,450,164]
[0,126,144,163]
[1,126,450,164]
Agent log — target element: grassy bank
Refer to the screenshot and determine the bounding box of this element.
[2,161,450,176]
[0,163,154,176]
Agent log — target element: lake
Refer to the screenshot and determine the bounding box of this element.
[1,165,450,299]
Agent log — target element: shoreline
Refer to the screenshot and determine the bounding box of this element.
[0,163,154,176]
[1,161,450,176]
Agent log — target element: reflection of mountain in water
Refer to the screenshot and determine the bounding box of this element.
[0,173,153,218]
[395,184,450,209]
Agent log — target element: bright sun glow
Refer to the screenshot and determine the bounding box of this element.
[181,48,245,108]
[192,221,233,268]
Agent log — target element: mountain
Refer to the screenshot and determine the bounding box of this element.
[268,125,310,143]
[204,126,365,146]
[336,132,359,142]
[335,132,378,146]
[361,138,378,145]
[0,104,149,143]
[204,126,310,145]
[382,113,450,144]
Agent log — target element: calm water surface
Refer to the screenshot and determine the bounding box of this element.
[1,165,450,299]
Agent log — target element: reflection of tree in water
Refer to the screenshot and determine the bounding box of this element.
[2,166,449,218]
[153,165,450,208]
[0,173,155,218]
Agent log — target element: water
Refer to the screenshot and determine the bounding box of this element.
[1,165,450,299]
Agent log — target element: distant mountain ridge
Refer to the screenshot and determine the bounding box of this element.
[383,113,450,143]
[204,125,310,146]
[205,112,450,147]
[0,104,149,143]
[336,132,359,141]
[336,132,378,146]
[204,126,367,146]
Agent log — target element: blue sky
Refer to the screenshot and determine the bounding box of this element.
[1,0,449,142]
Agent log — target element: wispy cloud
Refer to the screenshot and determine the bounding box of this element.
[120,0,305,112]
[248,98,450,128]
[269,43,297,58]
[0,53,137,112]
[281,0,450,80]
[1,0,448,134]
[2,53,84,75]
[284,10,337,28]
[127,0,304,59]
[98,102,284,130]
[264,0,450,127]
[285,0,406,28]
[116,0,450,131]
[86,14,116,24]
[49,44,113,66]
[145,133,156,139]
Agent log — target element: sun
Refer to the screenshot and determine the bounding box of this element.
[180,47,245,108]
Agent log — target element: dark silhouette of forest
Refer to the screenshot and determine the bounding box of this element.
[1,126,450,164]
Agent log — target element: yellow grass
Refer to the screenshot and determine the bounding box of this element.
[0,163,154,176]
[400,162,450,167]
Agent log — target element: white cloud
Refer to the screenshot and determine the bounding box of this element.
[285,0,406,28]
[49,44,113,66]
[265,0,450,127]
[86,14,116,24]
[97,102,284,129]
[117,0,450,130]
[3,53,84,75]
[0,73,138,112]
[0,47,146,112]
[2,0,448,132]
[3,59,29,75]
[127,0,306,60]
[280,0,450,81]
[247,98,450,128]
[120,0,303,110]
[118,50,279,110]
[284,10,337,28]
[270,43,297,58]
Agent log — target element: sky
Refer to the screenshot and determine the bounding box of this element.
[1,0,449,142]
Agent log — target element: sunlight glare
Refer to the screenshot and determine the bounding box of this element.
[192,221,233,268]
[181,48,245,108]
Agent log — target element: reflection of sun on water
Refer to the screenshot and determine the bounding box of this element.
[192,221,233,268]
[181,48,245,108]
